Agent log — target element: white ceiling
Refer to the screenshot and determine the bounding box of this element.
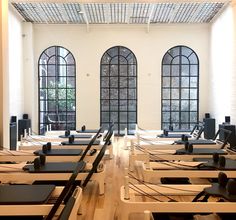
[11,1,228,24]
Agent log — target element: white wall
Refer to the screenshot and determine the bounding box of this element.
[8,6,24,120]
[209,5,235,126]
[29,23,209,131]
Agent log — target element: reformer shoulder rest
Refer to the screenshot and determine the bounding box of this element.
[193,172,236,202]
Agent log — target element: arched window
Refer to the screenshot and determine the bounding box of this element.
[100,46,137,135]
[161,46,199,130]
[38,46,76,134]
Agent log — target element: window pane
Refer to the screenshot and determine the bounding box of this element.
[102,112,109,122]
[163,89,170,99]
[163,112,170,122]
[190,112,198,122]
[181,112,189,122]
[101,65,109,76]
[110,65,118,76]
[128,65,136,76]
[101,77,109,87]
[128,89,136,99]
[110,89,118,99]
[120,77,128,88]
[101,100,109,111]
[67,66,75,76]
[120,89,127,99]
[190,89,197,99]
[162,53,172,64]
[110,100,118,111]
[172,77,179,87]
[171,112,179,122]
[128,112,136,122]
[162,65,170,76]
[102,89,109,99]
[181,65,189,76]
[171,100,179,111]
[129,100,136,111]
[189,53,198,64]
[129,77,136,88]
[181,100,189,111]
[162,100,170,111]
[110,77,118,87]
[171,89,179,99]
[171,65,179,76]
[190,100,197,111]
[182,47,192,57]
[162,77,170,87]
[120,112,127,122]
[120,100,127,111]
[181,89,189,99]
[120,65,128,76]
[181,77,189,87]
[190,77,198,87]
[190,65,198,76]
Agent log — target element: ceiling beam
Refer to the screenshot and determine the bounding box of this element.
[146,4,155,33]
[80,4,89,31]
[10,0,231,3]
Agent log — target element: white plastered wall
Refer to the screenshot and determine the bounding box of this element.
[209,4,236,127]
[24,23,209,132]
[8,6,24,120]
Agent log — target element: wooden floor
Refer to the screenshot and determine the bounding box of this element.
[77,137,221,220]
[78,136,134,220]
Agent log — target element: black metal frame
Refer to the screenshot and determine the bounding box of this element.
[161,45,199,131]
[100,46,137,135]
[38,46,76,134]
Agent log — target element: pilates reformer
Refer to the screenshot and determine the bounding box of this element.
[0,159,84,220]
[0,135,112,195]
[0,127,103,163]
[124,124,203,148]
[119,173,236,220]
[19,124,114,159]
[139,153,236,183]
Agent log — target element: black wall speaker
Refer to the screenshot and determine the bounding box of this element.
[205,113,210,119]
[203,118,215,139]
[10,121,17,150]
[225,116,231,123]
[23,114,28,120]
[18,119,31,141]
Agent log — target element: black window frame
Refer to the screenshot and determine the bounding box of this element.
[100,46,137,135]
[161,45,199,131]
[38,45,76,134]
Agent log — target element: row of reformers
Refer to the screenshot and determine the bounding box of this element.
[0,123,114,219]
[17,124,114,159]
[119,119,236,219]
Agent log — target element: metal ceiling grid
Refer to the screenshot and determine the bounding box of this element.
[11,2,227,25]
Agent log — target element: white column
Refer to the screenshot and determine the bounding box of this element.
[0,0,9,148]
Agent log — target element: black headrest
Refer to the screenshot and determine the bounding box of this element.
[81,125,86,132]
[69,135,74,144]
[65,130,70,137]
